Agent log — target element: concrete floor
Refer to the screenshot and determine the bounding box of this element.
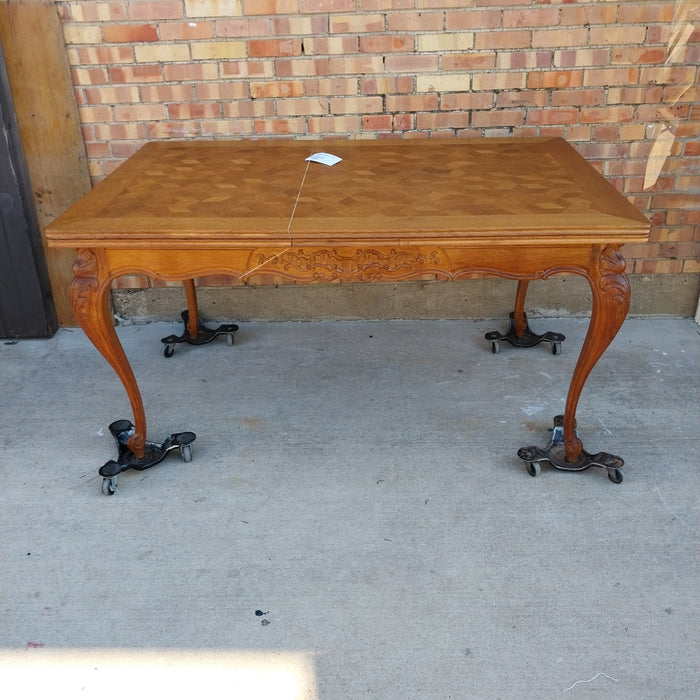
[0,317,698,699]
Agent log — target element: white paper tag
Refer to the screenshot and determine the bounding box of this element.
[305,152,342,166]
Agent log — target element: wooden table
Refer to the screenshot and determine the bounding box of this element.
[46,138,650,493]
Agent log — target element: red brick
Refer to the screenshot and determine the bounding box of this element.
[330,14,385,33]
[618,3,676,23]
[164,63,219,81]
[68,2,128,22]
[581,106,635,124]
[565,125,592,142]
[611,47,667,65]
[306,78,358,96]
[276,58,330,77]
[472,72,526,91]
[111,141,138,159]
[502,8,559,28]
[475,30,530,50]
[113,103,167,121]
[78,45,135,64]
[303,36,359,55]
[85,86,141,104]
[72,67,110,85]
[474,0,532,5]
[307,115,360,133]
[392,114,414,131]
[129,1,183,20]
[93,123,148,140]
[445,10,500,30]
[103,24,158,43]
[583,68,640,87]
[551,89,605,107]
[560,4,617,26]
[417,0,467,7]
[254,117,307,134]
[299,0,356,12]
[532,28,588,48]
[360,35,413,53]
[159,21,215,40]
[202,119,254,135]
[495,91,547,108]
[384,55,438,73]
[248,39,302,57]
[217,18,271,37]
[361,0,413,10]
[525,108,579,126]
[193,83,249,100]
[555,49,610,68]
[635,259,685,274]
[272,15,328,35]
[277,98,329,116]
[222,100,274,118]
[250,81,303,98]
[589,26,647,46]
[636,104,689,123]
[220,60,274,78]
[442,93,493,111]
[386,94,439,112]
[141,84,194,102]
[242,0,298,14]
[592,125,620,142]
[472,110,524,128]
[416,112,472,130]
[497,51,551,70]
[330,96,383,114]
[387,12,443,32]
[329,56,384,74]
[640,66,697,86]
[607,86,663,104]
[527,71,583,89]
[442,52,496,71]
[362,114,393,131]
[86,141,110,159]
[109,64,164,83]
[361,76,413,94]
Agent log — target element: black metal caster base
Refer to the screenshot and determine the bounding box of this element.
[485,312,565,354]
[161,310,238,357]
[517,415,624,483]
[98,419,196,495]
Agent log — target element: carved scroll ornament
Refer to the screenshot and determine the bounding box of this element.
[247,247,450,282]
[598,244,631,324]
[70,249,100,323]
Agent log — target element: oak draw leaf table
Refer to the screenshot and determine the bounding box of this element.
[45,138,651,494]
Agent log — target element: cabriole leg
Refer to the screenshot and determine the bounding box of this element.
[518,245,630,482]
[484,279,565,354]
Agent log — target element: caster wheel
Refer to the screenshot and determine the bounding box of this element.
[163,344,175,358]
[526,462,541,477]
[102,475,118,496]
[180,443,193,463]
[608,468,623,484]
[227,333,235,347]
[491,339,501,354]
[551,342,562,356]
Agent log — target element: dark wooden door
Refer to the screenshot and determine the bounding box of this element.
[0,45,57,338]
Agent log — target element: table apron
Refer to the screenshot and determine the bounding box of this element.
[101,244,600,284]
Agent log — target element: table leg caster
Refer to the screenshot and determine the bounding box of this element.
[518,415,625,483]
[485,312,565,354]
[97,419,196,495]
[161,310,238,357]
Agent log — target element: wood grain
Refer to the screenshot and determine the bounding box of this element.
[0,0,91,324]
[45,138,651,463]
[46,138,649,250]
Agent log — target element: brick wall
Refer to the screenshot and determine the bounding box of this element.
[56,0,699,279]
